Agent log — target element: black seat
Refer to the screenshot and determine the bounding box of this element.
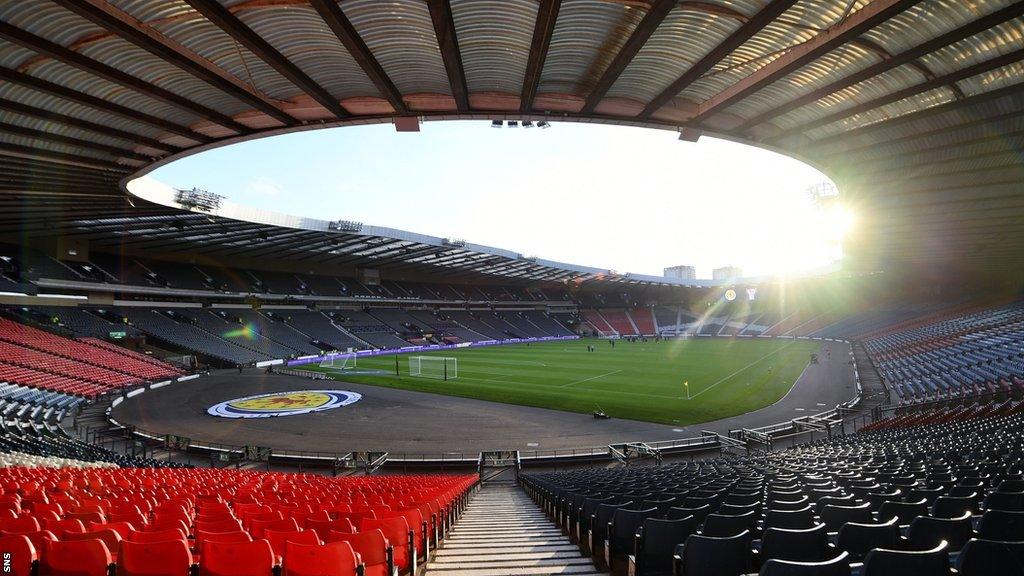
[956,539,1024,576]
[675,530,754,576]
[724,493,761,507]
[770,497,811,512]
[759,551,852,576]
[814,494,856,512]
[983,491,1024,512]
[905,488,944,507]
[702,511,758,538]
[761,524,833,563]
[764,507,816,531]
[589,501,625,555]
[978,509,1024,541]
[631,516,698,576]
[906,512,974,551]
[932,494,978,519]
[861,541,950,576]
[668,504,711,524]
[835,517,900,562]
[719,502,761,516]
[819,503,873,532]
[877,499,928,527]
[606,507,657,568]
[578,495,614,540]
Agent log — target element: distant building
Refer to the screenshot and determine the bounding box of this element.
[664,265,696,280]
[712,266,743,281]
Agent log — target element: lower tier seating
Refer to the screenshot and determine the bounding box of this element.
[0,468,476,576]
[523,410,1024,576]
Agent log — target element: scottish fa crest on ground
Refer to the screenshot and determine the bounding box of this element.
[207,390,361,419]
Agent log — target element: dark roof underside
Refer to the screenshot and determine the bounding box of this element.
[0,0,1022,279]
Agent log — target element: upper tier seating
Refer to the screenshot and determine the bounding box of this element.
[120,308,269,366]
[276,311,366,352]
[332,312,411,350]
[524,408,1024,576]
[174,310,298,360]
[230,311,322,356]
[444,311,506,340]
[582,310,616,335]
[599,310,639,336]
[521,310,574,337]
[629,309,656,335]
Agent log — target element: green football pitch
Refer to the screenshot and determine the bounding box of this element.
[306,337,820,425]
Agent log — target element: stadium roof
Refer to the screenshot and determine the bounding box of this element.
[1,0,1022,280]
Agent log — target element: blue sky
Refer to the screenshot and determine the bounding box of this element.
[149,121,846,279]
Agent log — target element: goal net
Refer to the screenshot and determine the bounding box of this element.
[319,353,357,371]
[408,356,457,380]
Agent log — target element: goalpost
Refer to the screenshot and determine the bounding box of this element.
[409,356,458,380]
[319,353,357,371]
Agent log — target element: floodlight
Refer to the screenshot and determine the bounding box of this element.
[491,120,502,128]
[507,121,518,128]
[537,121,551,129]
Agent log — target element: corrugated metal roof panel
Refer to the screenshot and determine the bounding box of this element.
[680,0,868,103]
[730,42,877,119]
[29,59,201,128]
[806,85,956,139]
[114,0,298,102]
[237,4,380,101]
[538,0,646,96]
[450,0,537,95]
[342,0,450,96]
[770,63,926,131]
[78,36,249,116]
[607,3,753,103]
[0,82,167,141]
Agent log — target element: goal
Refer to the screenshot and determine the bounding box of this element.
[409,356,457,380]
[319,353,357,371]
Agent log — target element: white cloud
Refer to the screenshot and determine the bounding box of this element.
[246,176,283,197]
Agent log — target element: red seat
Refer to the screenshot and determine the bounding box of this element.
[0,517,40,534]
[194,530,251,549]
[41,539,112,576]
[195,519,242,534]
[62,529,122,556]
[117,539,193,576]
[265,529,320,559]
[109,511,148,527]
[250,517,298,539]
[6,529,56,554]
[328,529,391,576]
[0,534,36,576]
[361,517,411,571]
[126,528,187,543]
[199,539,274,576]
[66,512,104,525]
[147,518,190,536]
[282,541,358,576]
[87,521,136,539]
[42,519,85,538]
[305,518,355,541]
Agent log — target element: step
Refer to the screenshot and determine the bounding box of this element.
[427,484,605,576]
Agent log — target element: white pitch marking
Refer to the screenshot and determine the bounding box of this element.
[687,342,797,400]
[559,369,622,388]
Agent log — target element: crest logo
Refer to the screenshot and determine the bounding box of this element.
[207,390,361,419]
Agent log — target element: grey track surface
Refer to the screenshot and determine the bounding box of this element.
[112,341,855,455]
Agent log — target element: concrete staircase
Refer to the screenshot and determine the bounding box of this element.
[426,480,604,576]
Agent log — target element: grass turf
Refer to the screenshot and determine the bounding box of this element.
[306,337,820,425]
